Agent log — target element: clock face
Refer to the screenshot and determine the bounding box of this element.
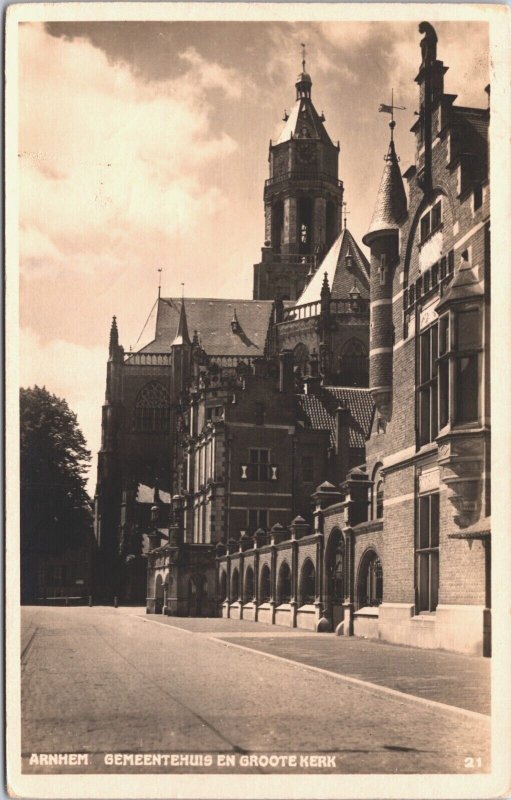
[297,141,316,164]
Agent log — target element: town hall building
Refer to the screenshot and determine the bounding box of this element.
[95,24,491,656]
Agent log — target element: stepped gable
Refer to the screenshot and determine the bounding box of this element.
[297,386,374,448]
[139,297,274,356]
[295,228,370,307]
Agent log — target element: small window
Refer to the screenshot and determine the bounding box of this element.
[420,213,431,242]
[431,200,442,231]
[248,449,271,481]
[473,184,483,211]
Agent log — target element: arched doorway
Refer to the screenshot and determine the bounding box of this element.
[357,550,383,609]
[324,529,345,628]
[188,574,209,617]
[155,574,165,614]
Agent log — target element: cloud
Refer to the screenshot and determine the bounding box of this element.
[19,23,240,326]
[179,46,244,99]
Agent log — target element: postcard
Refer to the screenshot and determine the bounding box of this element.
[5,2,511,798]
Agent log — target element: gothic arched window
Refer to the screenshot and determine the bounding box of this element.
[357,550,383,609]
[277,562,292,604]
[299,559,316,605]
[259,564,271,603]
[134,381,170,432]
[339,338,368,386]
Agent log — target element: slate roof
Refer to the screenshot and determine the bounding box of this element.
[363,138,407,245]
[136,484,171,505]
[275,93,334,146]
[140,298,274,357]
[297,387,374,448]
[296,228,370,306]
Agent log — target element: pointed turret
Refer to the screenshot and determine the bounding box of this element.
[171,300,191,347]
[363,119,407,423]
[171,299,192,397]
[363,138,407,247]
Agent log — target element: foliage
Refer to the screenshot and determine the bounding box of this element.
[20,386,92,558]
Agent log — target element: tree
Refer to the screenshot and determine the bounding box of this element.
[20,386,92,601]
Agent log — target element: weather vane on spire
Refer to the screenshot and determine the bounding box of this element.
[157,268,163,299]
[301,42,306,72]
[378,89,406,140]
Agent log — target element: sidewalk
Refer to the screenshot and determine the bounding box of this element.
[128,610,491,716]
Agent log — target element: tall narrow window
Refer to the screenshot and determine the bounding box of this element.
[438,314,450,429]
[416,493,439,612]
[417,324,438,446]
[455,308,480,424]
[134,382,170,432]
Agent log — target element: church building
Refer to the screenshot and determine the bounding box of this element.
[94,53,371,604]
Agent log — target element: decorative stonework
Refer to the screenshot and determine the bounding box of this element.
[437,432,484,527]
[370,387,392,423]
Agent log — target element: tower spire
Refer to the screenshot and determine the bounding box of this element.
[109,315,119,358]
[171,296,191,347]
[301,42,306,73]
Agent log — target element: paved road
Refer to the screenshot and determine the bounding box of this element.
[21,606,490,775]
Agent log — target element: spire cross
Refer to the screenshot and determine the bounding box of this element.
[378,88,406,140]
[301,42,306,72]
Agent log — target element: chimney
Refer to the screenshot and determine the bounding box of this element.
[279,350,294,393]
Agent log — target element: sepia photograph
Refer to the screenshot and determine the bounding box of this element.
[5,3,510,798]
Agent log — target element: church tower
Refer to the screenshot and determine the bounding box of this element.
[253,48,344,301]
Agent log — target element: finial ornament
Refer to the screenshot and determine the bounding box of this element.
[378,88,405,142]
[342,201,350,230]
[301,42,306,73]
[181,282,185,300]
[157,267,163,299]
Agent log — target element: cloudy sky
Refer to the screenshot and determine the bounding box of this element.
[18,17,489,491]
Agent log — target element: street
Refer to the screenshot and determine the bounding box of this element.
[21,606,490,774]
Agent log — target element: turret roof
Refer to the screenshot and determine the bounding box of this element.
[363,139,407,244]
[295,228,370,306]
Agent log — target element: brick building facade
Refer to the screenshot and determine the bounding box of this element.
[320,22,490,655]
